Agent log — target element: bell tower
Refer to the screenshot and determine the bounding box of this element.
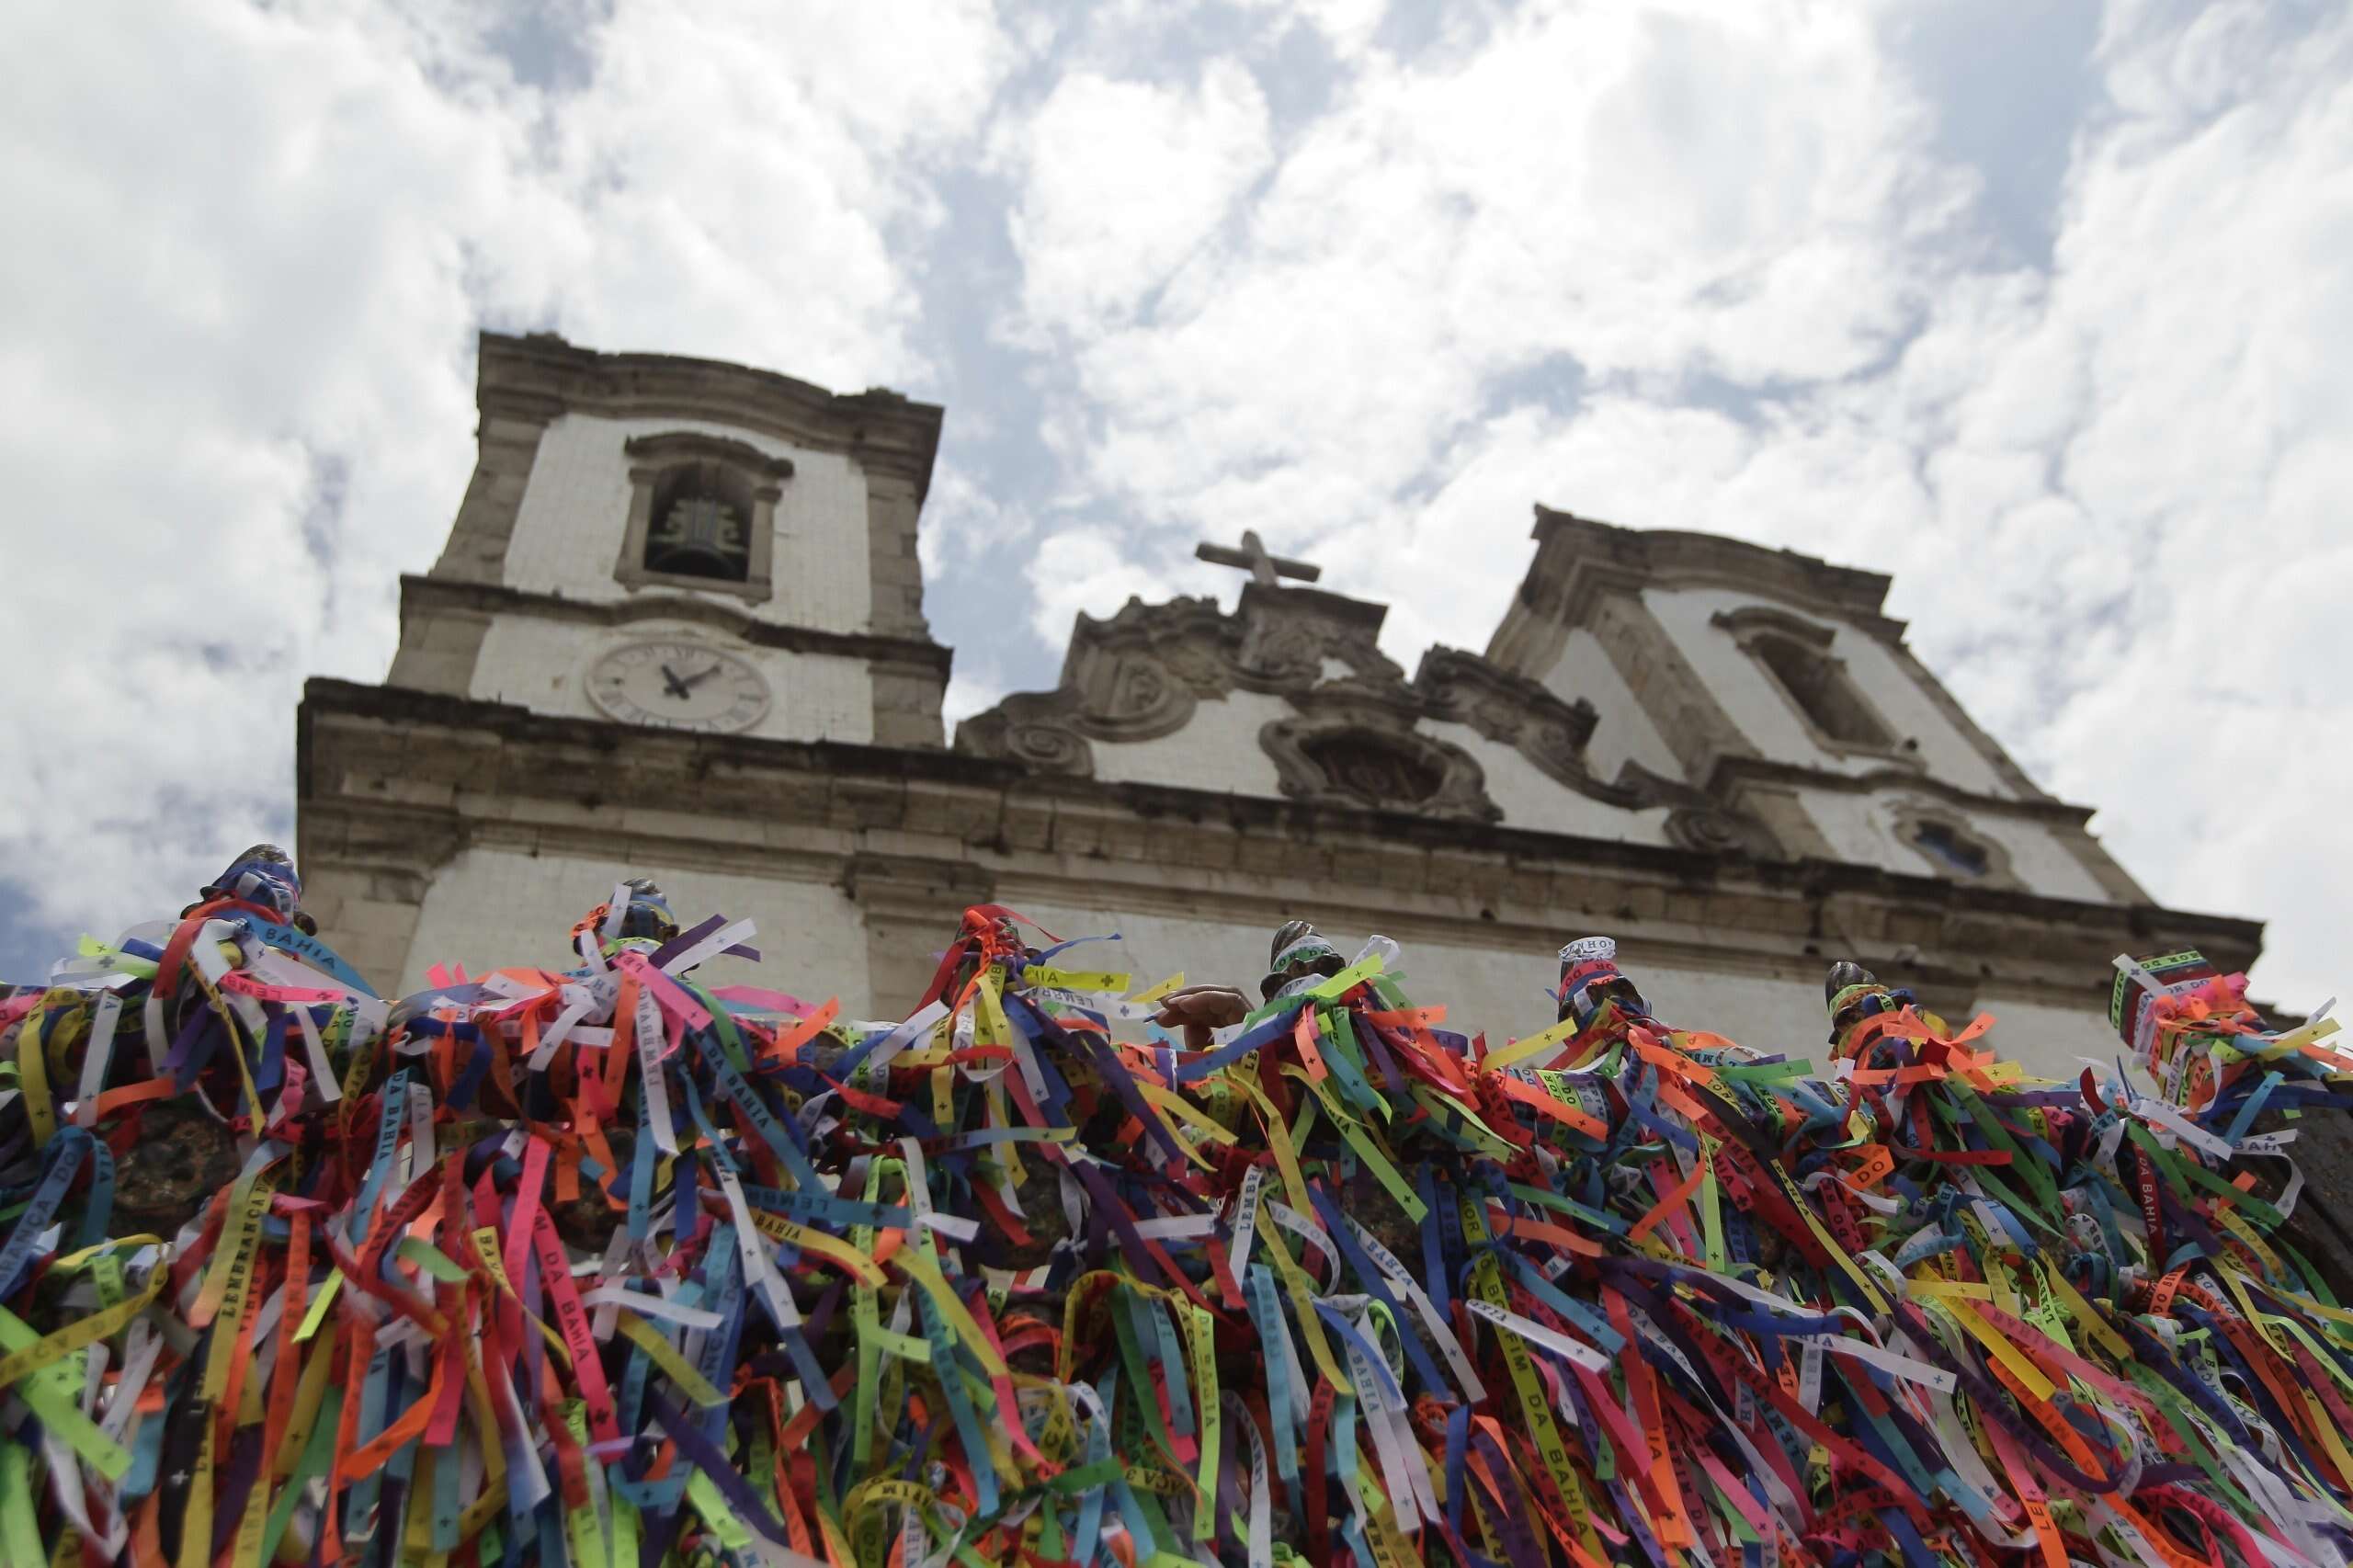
[387,331,949,747]
[298,332,956,994]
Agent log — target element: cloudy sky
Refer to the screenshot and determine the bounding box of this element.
[4,0,2347,1008]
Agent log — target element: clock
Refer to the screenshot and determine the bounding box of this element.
[585,640,771,733]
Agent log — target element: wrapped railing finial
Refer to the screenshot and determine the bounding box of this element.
[1260,915,1346,1000]
[1824,956,1924,1055]
[1554,931,1651,1034]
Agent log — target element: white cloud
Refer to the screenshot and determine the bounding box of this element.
[1293,0,1389,61]
[1022,526,1176,648]
[915,462,1033,579]
[0,0,1013,952]
[991,0,1963,570]
[999,60,1272,334]
[983,0,2353,1006]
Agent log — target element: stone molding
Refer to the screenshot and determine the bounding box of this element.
[395,574,953,677]
[622,430,795,481]
[472,332,941,495]
[1583,588,1760,782]
[296,677,2270,1006]
[2046,818,2150,904]
[1490,506,1905,797]
[1708,756,2099,829]
[1415,647,1598,773]
[427,411,546,587]
[840,851,997,910]
[1508,505,1905,642]
[1707,603,1836,650]
[385,602,493,697]
[1488,505,2132,897]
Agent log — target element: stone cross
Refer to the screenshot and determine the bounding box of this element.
[1194,529,1323,587]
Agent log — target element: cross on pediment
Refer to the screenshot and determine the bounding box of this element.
[1194,529,1323,587]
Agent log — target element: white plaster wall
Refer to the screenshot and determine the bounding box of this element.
[1796,788,1906,870]
[1792,787,2110,902]
[1087,695,1682,847]
[1978,818,2109,903]
[1005,894,1840,1058]
[1638,967,1840,1058]
[1968,996,2118,1081]
[1043,904,2128,1071]
[503,413,870,635]
[1009,899,2112,1077]
[1537,628,1685,783]
[1089,691,1291,795]
[469,615,873,743]
[401,846,871,1006]
[1645,585,2011,797]
[1003,899,1562,1046]
[1425,722,1677,845]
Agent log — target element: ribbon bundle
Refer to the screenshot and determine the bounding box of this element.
[2,873,2351,1568]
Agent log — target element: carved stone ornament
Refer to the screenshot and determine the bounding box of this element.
[955,585,1409,781]
[954,579,1779,846]
[1415,648,1619,801]
[1261,710,1502,823]
[952,692,1105,778]
[1664,801,1768,857]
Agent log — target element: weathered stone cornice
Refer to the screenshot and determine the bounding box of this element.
[398,575,953,676]
[1708,755,2098,827]
[622,430,795,482]
[477,331,943,501]
[1510,505,1909,643]
[299,679,2267,994]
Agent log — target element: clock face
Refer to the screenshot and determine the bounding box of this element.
[586,641,771,733]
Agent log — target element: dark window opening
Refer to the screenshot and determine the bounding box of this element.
[1911,820,1990,878]
[1754,635,1892,747]
[644,462,755,583]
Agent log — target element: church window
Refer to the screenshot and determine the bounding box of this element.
[1910,819,1990,878]
[1888,801,2014,887]
[614,431,793,603]
[644,462,754,583]
[1750,633,1893,748]
[1711,607,1903,758]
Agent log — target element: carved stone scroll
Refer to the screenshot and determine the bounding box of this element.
[955,580,1778,849]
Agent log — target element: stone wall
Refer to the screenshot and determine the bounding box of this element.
[299,679,2261,1069]
[500,413,871,633]
[1492,506,2151,907]
[404,843,871,1003]
[467,613,875,744]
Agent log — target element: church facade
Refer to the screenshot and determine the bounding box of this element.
[297,333,2261,1071]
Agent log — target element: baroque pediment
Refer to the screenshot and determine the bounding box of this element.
[956,582,1775,852]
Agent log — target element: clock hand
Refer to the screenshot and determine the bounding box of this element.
[659,663,692,699]
[680,663,725,689]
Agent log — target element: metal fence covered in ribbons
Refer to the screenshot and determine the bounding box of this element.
[2,848,2349,1568]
